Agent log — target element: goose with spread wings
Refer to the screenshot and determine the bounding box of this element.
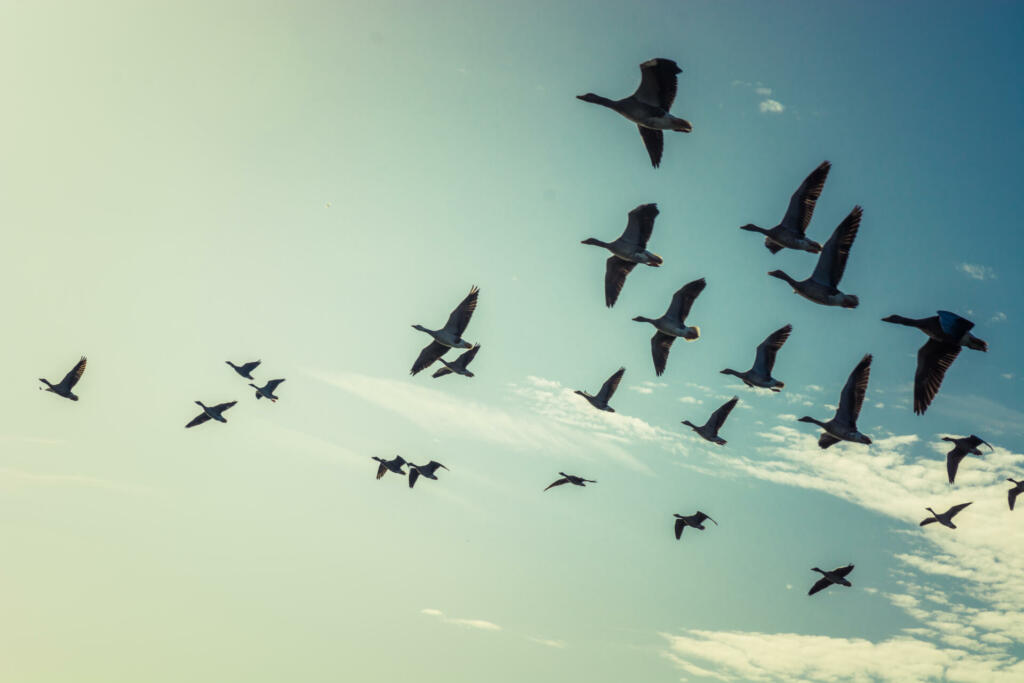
[408,461,448,489]
[798,354,873,448]
[633,278,706,376]
[673,511,717,540]
[410,286,479,375]
[721,324,792,391]
[582,203,663,308]
[372,455,407,480]
[682,396,739,446]
[226,360,260,380]
[575,367,625,413]
[185,400,237,428]
[808,565,854,596]
[882,311,987,415]
[577,58,692,168]
[432,344,480,378]
[943,434,993,484]
[741,161,831,254]
[544,472,596,491]
[768,206,862,308]
[250,378,285,402]
[1007,479,1024,511]
[39,356,87,401]
[920,502,972,529]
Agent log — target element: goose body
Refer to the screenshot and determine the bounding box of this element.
[544,472,596,491]
[577,58,692,168]
[682,396,738,446]
[741,161,831,254]
[411,286,479,375]
[768,206,862,308]
[250,378,285,402]
[808,564,854,596]
[39,356,87,401]
[226,360,261,379]
[633,278,706,376]
[582,204,663,307]
[408,460,449,489]
[920,502,972,529]
[372,455,407,480]
[673,511,717,540]
[432,344,480,378]
[721,324,792,391]
[575,367,625,413]
[943,435,992,484]
[185,400,237,428]
[798,354,872,448]
[1008,479,1024,511]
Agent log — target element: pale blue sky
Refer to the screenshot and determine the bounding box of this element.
[1,1,1022,681]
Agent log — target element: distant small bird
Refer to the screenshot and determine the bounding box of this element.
[673,511,717,540]
[411,286,479,375]
[185,401,237,428]
[768,206,862,308]
[633,278,706,376]
[808,565,854,596]
[577,58,692,168]
[882,311,988,415]
[741,161,831,254]
[943,435,992,484]
[250,379,285,402]
[226,360,261,380]
[1007,479,1024,511]
[432,344,481,378]
[798,354,872,448]
[39,356,87,401]
[575,367,625,412]
[920,502,972,529]
[408,460,449,489]
[682,396,738,445]
[582,203,663,308]
[372,455,408,480]
[544,472,596,491]
[721,324,792,391]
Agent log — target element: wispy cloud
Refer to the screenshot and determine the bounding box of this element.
[991,311,1007,323]
[957,262,997,281]
[527,636,567,648]
[421,608,501,631]
[0,467,150,496]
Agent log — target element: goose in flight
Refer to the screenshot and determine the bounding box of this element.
[185,401,237,428]
[633,278,706,376]
[226,360,260,379]
[1007,479,1024,511]
[372,455,407,480]
[798,354,872,448]
[250,379,285,402]
[577,58,692,168]
[39,356,87,401]
[673,511,717,540]
[682,396,739,445]
[882,311,987,415]
[943,434,993,484]
[582,203,663,307]
[808,565,854,596]
[740,161,831,254]
[411,286,479,375]
[768,206,862,308]
[721,324,792,391]
[575,367,625,412]
[544,472,596,491]
[920,502,972,529]
[408,460,449,489]
[432,344,480,378]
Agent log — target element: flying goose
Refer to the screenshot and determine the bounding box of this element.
[432,344,480,378]
[720,324,792,391]
[881,311,988,415]
[943,434,993,484]
[673,511,717,540]
[575,367,625,412]
[808,565,854,596]
[411,286,479,375]
[39,356,87,401]
[633,278,706,375]
[740,161,831,254]
[372,455,407,480]
[226,360,260,379]
[681,396,739,445]
[250,378,285,402]
[1007,479,1024,511]
[798,354,872,448]
[408,460,449,489]
[582,203,663,307]
[544,472,596,491]
[577,58,692,168]
[768,206,862,308]
[920,502,972,529]
[185,400,237,428]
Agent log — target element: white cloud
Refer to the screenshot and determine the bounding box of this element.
[759,99,785,114]
[755,87,772,95]
[991,311,1007,323]
[679,396,703,405]
[957,263,997,281]
[629,385,653,394]
[421,608,502,631]
[527,637,567,648]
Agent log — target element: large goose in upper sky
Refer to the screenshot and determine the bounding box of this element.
[768,206,862,308]
[682,396,739,446]
[373,455,408,480]
[226,360,260,380]
[633,278,706,376]
[250,378,285,402]
[410,286,479,375]
[582,203,663,308]
[673,511,717,540]
[544,472,596,491]
[741,161,831,254]
[920,502,972,529]
[575,367,625,413]
[408,460,449,489]
[39,356,87,401]
[185,400,237,428]
[943,434,993,484]
[577,58,692,168]
[798,354,872,448]
[808,564,854,596]
[881,311,987,415]
[720,324,792,391]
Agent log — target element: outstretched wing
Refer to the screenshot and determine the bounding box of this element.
[376,462,387,480]
[946,502,972,518]
[754,324,792,375]
[708,396,739,432]
[605,256,637,308]
[808,577,832,596]
[1010,488,1019,511]
[637,126,664,168]
[782,161,831,234]
[457,344,481,368]
[818,433,841,449]
[913,340,960,415]
[665,278,707,323]
[411,341,449,376]
[441,286,479,337]
[408,468,420,488]
[61,356,88,390]
[423,461,447,476]
[810,206,862,288]
[185,412,211,428]
[431,366,453,378]
[618,203,659,250]
[597,367,626,403]
[764,237,785,254]
[833,564,854,578]
[265,379,285,392]
[213,401,237,413]
[695,511,717,526]
[651,332,676,377]
[965,434,992,451]
[240,360,261,374]
[919,516,937,526]
[936,310,974,340]
[633,58,681,109]
[544,477,569,491]
[674,517,685,540]
[837,354,872,426]
[947,452,965,484]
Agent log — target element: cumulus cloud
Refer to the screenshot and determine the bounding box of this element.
[957,263,997,281]
[759,99,785,114]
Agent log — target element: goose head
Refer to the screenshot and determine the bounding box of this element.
[576,93,612,106]
[925,507,936,516]
[411,324,430,333]
[810,567,824,574]
[739,223,768,234]
[581,237,607,247]
[767,270,796,287]
[720,368,740,378]
[632,315,656,324]
[798,416,826,428]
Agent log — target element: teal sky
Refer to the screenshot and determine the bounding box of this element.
[2,1,1023,681]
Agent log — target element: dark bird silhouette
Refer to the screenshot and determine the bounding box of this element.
[575,367,625,412]
[408,460,449,489]
[544,472,596,491]
[798,354,872,448]
[808,565,854,596]
[432,344,481,378]
[1007,479,1024,511]
[250,378,285,402]
[943,435,993,484]
[721,324,792,391]
[226,360,261,379]
[633,278,706,375]
[768,206,862,308]
[39,356,87,401]
[682,396,739,446]
[740,161,831,254]
[372,455,407,480]
[411,286,479,375]
[185,401,237,428]
[673,511,717,540]
[920,502,972,529]
[581,204,663,307]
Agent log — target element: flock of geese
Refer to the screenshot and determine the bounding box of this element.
[37,58,1010,599]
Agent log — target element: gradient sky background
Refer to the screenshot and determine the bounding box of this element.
[2,1,1023,681]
